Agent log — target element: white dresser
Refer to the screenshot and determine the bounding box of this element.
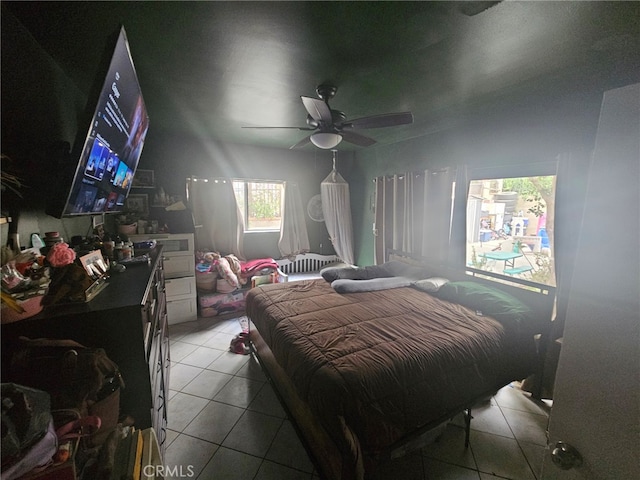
[130,233,197,324]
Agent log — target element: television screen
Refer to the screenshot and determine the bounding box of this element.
[50,26,149,217]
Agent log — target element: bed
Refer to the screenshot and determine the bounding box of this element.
[245,251,555,479]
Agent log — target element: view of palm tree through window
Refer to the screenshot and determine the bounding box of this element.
[233,180,283,231]
[466,175,556,286]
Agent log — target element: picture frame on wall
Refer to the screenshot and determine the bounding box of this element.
[126,194,149,215]
[132,169,155,188]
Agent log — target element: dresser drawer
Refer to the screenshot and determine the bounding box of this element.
[130,234,194,256]
[162,255,194,279]
[167,297,197,324]
[165,276,196,298]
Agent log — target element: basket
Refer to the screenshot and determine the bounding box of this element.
[196,271,218,292]
[117,223,138,236]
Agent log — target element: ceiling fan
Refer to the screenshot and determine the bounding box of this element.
[243,84,413,149]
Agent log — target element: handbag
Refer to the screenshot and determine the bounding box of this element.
[1,383,57,479]
[7,337,125,447]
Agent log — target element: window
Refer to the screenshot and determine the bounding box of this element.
[466,174,556,286]
[233,180,284,231]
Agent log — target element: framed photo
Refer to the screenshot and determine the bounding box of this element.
[126,194,149,215]
[80,250,108,279]
[132,169,155,188]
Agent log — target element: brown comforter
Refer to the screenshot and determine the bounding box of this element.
[246,279,537,455]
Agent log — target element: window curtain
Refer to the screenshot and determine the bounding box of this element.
[373,176,386,264]
[278,181,310,259]
[321,166,355,265]
[374,172,425,264]
[374,167,456,265]
[420,167,457,263]
[448,165,469,266]
[398,173,426,255]
[186,177,245,259]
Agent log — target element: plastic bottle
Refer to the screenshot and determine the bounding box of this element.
[103,241,115,260]
[121,242,132,261]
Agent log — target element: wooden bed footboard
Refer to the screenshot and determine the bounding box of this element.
[249,327,364,480]
[249,324,497,480]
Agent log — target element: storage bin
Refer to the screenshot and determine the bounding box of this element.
[195,271,218,292]
[216,278,237,294]
[198,289,249,317]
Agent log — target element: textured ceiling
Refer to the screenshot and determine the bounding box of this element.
[4,1,640,151]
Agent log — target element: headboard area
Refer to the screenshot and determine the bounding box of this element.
[276,253,341,274]
[386,249,557,331]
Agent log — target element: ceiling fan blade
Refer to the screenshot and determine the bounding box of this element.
[241,126,314,130]
[341,130,377,147]
[301,96,332,123]
[343,112,413,129]
[289,135,312,149]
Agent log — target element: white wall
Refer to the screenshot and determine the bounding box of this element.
[543,83,640,479]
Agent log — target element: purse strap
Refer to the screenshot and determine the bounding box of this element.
[55,415,102,443]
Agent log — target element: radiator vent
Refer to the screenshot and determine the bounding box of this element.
[276,254,340,274]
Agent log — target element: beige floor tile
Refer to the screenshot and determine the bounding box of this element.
[182,400,244,444]
[198,446,263,480]
[501,408,549,446]
[222,410,283,457]
[254,459,315,480]
[180,345,225,368]
[422,424,477,470]
[163,433,218,480]
[167,392,209,432]
[182,368,234,400]
[213,374,264,408]
[265,420,314,473]
[470,430,536,480]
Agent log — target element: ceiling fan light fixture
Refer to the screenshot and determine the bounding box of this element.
[310,132,342,149]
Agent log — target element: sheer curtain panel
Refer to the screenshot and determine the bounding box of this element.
[278,181,310,259]
[420,167,457,263]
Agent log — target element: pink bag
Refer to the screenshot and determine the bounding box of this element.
[229,332,250,355]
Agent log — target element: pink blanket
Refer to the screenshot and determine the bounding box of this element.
[240,258,278,277]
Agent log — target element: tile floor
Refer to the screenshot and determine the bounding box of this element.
[164,312,552,480]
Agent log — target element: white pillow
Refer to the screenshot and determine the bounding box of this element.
[412,277,450,293]
[331,276,414,293]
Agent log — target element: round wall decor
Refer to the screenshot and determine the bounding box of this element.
[307,194,324,222]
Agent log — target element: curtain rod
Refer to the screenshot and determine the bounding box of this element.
[187,176,285,184]
[375,168,452,182]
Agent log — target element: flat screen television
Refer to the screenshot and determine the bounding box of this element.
[47,26,149,218]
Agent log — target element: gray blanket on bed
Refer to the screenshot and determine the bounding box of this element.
[321,260,428,283]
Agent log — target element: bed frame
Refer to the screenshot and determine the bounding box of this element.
[275,253,340,275]
[248,250,556,479]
